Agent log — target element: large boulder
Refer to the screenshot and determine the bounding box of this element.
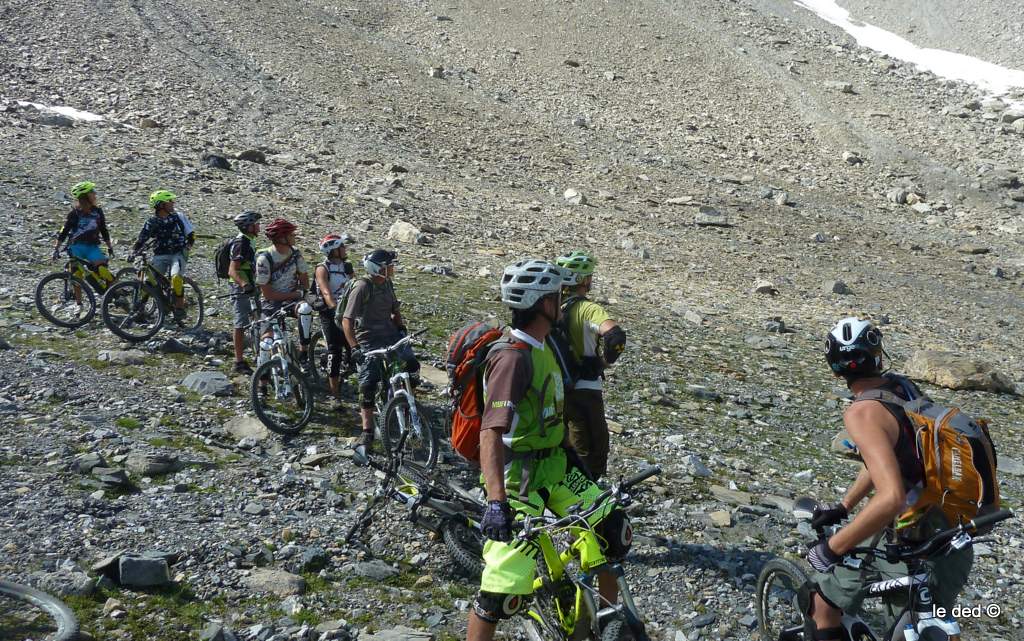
[223,415,270,440]
[125,451,180,476]
[387,220,427,245]
[181,371,235,396]
[118,555,171,587]
[904,351,1017,394]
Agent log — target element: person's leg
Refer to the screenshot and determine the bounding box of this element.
[585,391,610,480]
[565,391,593,468]
[232,292,253,373]
[170,254,185,309]
[322,312,345,398]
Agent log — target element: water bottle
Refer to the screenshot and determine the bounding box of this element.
[903,623,920,641]
[940,616,961,636]
[259,337,273,363]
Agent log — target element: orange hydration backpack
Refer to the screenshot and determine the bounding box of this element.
[445,321,528,463]
[856,379,1000,531]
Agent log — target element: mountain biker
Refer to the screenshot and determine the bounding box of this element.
[314,233,355,407]
[805,317,973,641]
[467,259,633,641]
[342,249,418,460]
[555,250,626,480]
[255,218,314,369]
[134,190,192,321]
[228,210,261,374]
[54,181,116,286]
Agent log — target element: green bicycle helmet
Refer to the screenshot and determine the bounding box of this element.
[556,250,597,285]
[70,181,96,199]
[149,189,177,208]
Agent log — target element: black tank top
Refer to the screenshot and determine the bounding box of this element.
[869,375,925,490]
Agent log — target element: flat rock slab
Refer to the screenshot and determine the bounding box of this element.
[126,451,180,476]
[362,626,434,641]
[98,350,147,365]
[904,350,1017,394]
[243,568,306,596]
[352,559,400,580]
[710,485,752,506]
[224,415,270,440]
[181,371,235,397]
[419,364,448,388]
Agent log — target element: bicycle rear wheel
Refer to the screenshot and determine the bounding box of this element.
[380,395,439,473]
[101,280,165,342]
[520,587,568,641]
[0,580,80,641]
[35,272,95,328]
[252,358,314,435]
[441,519,484,578]
[756,557,809,641]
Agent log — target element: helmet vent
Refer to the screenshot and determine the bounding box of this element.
[842,323,852,342]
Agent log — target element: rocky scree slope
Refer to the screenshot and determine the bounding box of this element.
[1,0,1023,640]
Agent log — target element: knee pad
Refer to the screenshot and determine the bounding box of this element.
[297,302,313,343]
[595,509,632,561]
[170,274,184,297]
[473,591,525,623]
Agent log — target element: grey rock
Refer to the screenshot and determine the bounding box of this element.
[352,559,399,580]
[200,622,227,641]
[30,570,94,597]
[387,220,423,244]
[1000,457,1024,476]
[687,613,717,629]
[33,114,75,127]
[710,485,752,506]
[224,415,270,441]
[125,452,180,476]
[428,65,444,78]
[842,151,863,165]
[74,452,107,474]
[181,371,234,396]
[824,81,854,94]
[118,555,171,587]
[886,189,909,204]
[773,191,790,206]
[237,149,267,164]
[288,546,328,574]
[244,502,269,516]
[738,614,757,629]
[824,280,852,295]
[694,206,730,227]
[1001,108,1024,123]
[752,279,778,295]
[159,337,192,354]
[744,335,786,350]
[684,454,712,477]
[563,188,587,205]
[361,626,433,641]
[243,568,306,596]
[202,153,232,170]
[139,117,162,129]
[98,350,147,365]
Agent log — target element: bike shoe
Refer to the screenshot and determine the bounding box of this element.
[173,307,187,322]
[352,432,374,466]
[233,360,254,375]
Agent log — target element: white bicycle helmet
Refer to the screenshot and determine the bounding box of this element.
[500,259,571,309]
[363,249,398,276]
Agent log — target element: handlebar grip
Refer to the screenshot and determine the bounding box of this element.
[970,509,1014,531]
[622,465,661,490]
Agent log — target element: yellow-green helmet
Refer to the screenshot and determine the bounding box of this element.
[555,250,597,284]
[70,181,96,199]
[149,189,176,208]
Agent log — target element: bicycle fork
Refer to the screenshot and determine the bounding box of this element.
[582,564,649,641]
[390,376,426,439]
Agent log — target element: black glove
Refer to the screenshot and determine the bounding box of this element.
[811,501,848,530]
[350,348,365,366]
[807,539,841,573]
[480,500,514,542]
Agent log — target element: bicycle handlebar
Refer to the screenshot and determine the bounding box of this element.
[515,465,660,539]
[362,328,428,359]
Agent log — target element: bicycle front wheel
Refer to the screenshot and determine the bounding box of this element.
[381,394,439,472]
[756,557,810,641]
[441,519,484,578]
[520,587,568,641]
[169,277,204,332]
[252,358,314,435]
[0,580,80,641]
[35,272,96,328]
[101,280,165,342]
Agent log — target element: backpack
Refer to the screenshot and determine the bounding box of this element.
[311,260,354,311]
[855,377,1000,532]
[332,276,397,327]
[548,296,601,390]
[445,321,530,463]
[213,235,243,279]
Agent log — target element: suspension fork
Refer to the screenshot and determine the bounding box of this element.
[389,375,426,438]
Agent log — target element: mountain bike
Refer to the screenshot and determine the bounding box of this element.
[358,329,439,473]
[248,301,314,435]
[35,244,131,329]
[344,448,486,577]
[516,466,661,641]
[756,497,1014,641]
[100,247,204,342]
[0,579,80,641]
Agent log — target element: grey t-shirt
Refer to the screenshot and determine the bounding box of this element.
[341,278,400,344]
[254,246,309,296]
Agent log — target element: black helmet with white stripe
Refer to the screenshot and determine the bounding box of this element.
[233,210,261,231]
[825,317,884,378]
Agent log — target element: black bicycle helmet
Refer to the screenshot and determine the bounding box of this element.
[363,249,398,276]
[825,317,884,378]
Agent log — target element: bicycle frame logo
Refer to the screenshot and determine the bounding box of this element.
[866,573,928,596]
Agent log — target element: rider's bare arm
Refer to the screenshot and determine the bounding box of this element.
[341,317,358,349]
[298,270,310,293]
[828,401,905,554]
[479,429,507,503]
[841,465,874,512]
[228,260,247,289]
[315,265,336,308]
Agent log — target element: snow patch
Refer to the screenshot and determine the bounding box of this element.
[796,0,1024,100]
[16,100,105,122]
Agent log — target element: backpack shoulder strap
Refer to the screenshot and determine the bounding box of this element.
[853,389,908,407]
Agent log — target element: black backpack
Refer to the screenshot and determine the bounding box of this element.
[213,235,245,280]
[548,296,584,390]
